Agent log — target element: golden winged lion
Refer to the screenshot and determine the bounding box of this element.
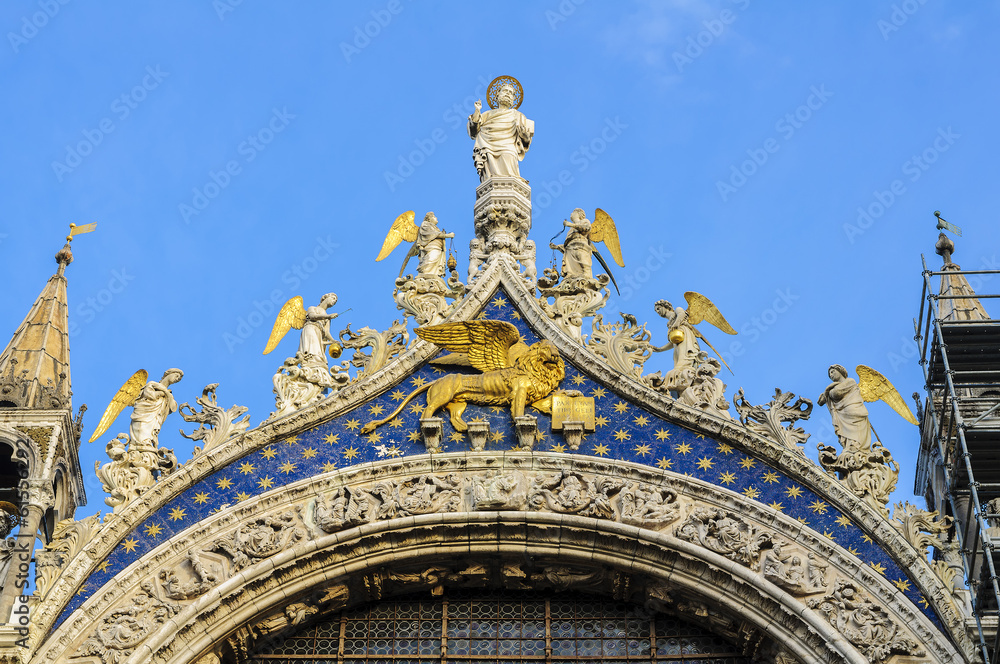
[361,320,569,433]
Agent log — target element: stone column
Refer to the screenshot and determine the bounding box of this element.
[0,480,53,623]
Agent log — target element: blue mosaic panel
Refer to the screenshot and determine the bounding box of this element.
[57,289,943,632]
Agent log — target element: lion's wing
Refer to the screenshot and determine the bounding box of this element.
[416,320,521,372]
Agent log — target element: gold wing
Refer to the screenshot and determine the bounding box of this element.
[375,210,418,262]
[88,369,147,442]
[263,297,307,355]
[416,320,523,373]
[684,292,737,335]
[589,208,625,267]
[856,365,919,425]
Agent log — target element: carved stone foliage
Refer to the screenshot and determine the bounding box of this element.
[339,319,409,379]
[34,514,102,597]
[393,271,465,327]
[675,508,773,570]
[817,437,899,517]
[271,351,351,421]
[471,178,535,284]
[536,266,609,341]
[79,581,181,664]
[179,383,250,455]
[732,388,813,453]
[891,501,960,595]
[807,580,924,663]
[586,313,653,379]
[95,434,177,513]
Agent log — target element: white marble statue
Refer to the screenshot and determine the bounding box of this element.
[468,83,534,181]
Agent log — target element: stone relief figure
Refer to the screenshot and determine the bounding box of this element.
[677,357,732,419]
[90,369,184,512]
[649,294,736,396]
[538,208,624,340]
[396,474,463,516]
[79,580,181,664]
[527,471,622,519]
[618,482,681,528]
[816,364,917,515]
[376,210,465,325]
[265,293,351,419]
[467,78,534,181]
[314,486,381,533]
[471,470,525,510]
[674,507,771,570]
[761,539,828,594]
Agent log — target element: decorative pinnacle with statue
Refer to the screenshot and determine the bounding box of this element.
[468,76,534,182]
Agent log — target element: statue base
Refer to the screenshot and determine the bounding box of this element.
[471,177,536,284]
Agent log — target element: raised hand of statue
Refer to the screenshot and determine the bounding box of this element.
[473,99,482,113]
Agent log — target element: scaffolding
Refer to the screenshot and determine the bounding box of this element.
[917,259,1000,663]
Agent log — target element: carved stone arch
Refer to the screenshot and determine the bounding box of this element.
[34,455,964,664]
[0,426,35,476]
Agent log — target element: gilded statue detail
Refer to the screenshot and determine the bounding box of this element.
[468,77,534,182]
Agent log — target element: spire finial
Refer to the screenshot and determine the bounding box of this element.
[933,211,960,266]
[57,223,96,276]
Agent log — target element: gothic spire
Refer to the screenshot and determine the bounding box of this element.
[0,239,74,409]
[935,232,990,322]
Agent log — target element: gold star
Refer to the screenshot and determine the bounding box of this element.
[675,442,692,455]
[343,446,359,460]
[716,442,733,454]
[595,415,609,427]
[97,560,110,573]
[449,431,464,443]
[491,296,506,308]
[144,523,163,538]
[432,366,446,374]
[407,430,421,442]
[633,414,649,426]
[893,578,911,592]
[168,507,186,522]
[862,534,874,544]
[657,457,673,470]
[761,471,780,484]
[835,515,851,528]
[696,456,714,470]
[535,431,548,443]
[822,530,835,539]
[511,311,521,320]
[391,389,407,401]
[345,418,361,430]
[367,431,383,444]
[634,443,651,456]
[389,418,404,429]
[239,461,256,475]
[490,430,504,442]
[613,402,629,413]
[258,476,275,489]
[490,406,504,413]
[262,447,278,460]
[593,443,610,456]
[614,429,631,441]
[236,491,251,501]
[410,403,424,415]
[591,386,607,398]
[742,486,760,500]
[551,443,567,453]
[870,562,886,575]
[848,546,859,555]
[809,500,829,514]
[301,447,318,459]
[411,376,427,387]
[324,433,339,445]
[918,597,930,609]
[796,516,809,525]
[719,471,737,485]
[785,485,803,499]
[279,461,297,474]
[321,461,337,472]
[76,583,90,596]
[216,477,233,490]
[695,433,706,440]
[768,501,784,511]
[571,374,586,386]
[655,429,672,441]
[476,311,488,320]
[284,435,299,445]
[369,404,384,416]
[193,492,210,505]
[738,457,756,470]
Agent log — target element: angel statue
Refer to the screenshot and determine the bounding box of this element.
[468,76,534,182]
[548,208,625,290]
[264,293,350,419]
[89,369,184,511]
[816,364,919,515]
[375,211,455,279]
[650,293,737,396]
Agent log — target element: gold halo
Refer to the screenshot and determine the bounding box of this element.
[487,76,523,109]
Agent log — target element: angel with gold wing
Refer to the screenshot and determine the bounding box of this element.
[89,368,184,447]
[376,210,455,279]
[361,320,572,434]
[816,365,917,512]
[263,293,342,360]
[651,293,737,395]
[549,208,625,289]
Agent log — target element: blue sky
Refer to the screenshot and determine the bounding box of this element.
[1,1,997,515]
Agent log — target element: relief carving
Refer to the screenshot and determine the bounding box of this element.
[78,581,180,664]
[674,507,772,570]
[211,510,306,571]
[732,387,813,453]
[760,539,828,594]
